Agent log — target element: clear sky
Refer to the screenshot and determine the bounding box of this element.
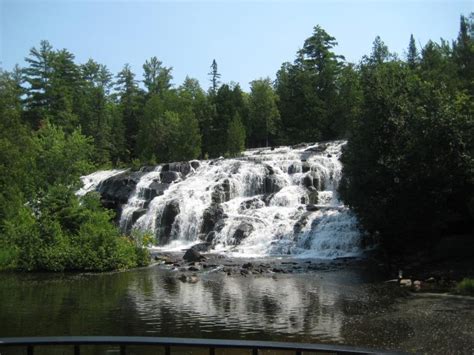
[1,0,472,91]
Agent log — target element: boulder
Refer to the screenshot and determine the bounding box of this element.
[231,222,254,245]
[190,242,212,253]
[302,162,311,173]
[262,193,276,206]
[306,204,320,212]
[190,160,200,170]
[239,197,265,212]
[264,175,283,194]
[211,179,232,204]
[98,171,140,204]
[157,200,180,244]
[201,204,224,235]
[293,212,313,234]
[131,208,147,225]
[160,171,180,184]
[163,162,192,177]
[143,181,170,201]
[183,248,206,262]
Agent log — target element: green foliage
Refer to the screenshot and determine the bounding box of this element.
[456,278,474,295]
[248,78,280,147]
[227,113,246,156]
[340,15,473,251]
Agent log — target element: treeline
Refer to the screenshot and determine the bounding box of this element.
[340,15,473,252]
[0,14,472,270]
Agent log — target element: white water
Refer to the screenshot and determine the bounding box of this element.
[76,169,126,196]
[79,141,363,258]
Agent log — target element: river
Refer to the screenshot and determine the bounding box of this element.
[1,261,473,354]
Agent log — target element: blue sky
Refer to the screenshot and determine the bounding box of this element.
[1,0,472,91]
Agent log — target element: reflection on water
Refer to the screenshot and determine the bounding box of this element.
[1,265,473,353]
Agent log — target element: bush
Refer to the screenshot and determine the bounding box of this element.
[456,278,474,295]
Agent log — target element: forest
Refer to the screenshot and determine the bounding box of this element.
[0,14,472,271]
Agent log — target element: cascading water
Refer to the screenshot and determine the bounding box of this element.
[79,141,363,258]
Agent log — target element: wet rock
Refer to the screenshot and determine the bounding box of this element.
[160,171,180,184]
[306,204,320,212]
[98,171,140,205]
[293,212,313,234]
[211,179,232,204]
[262,193,276,206]
[178,274,187,282]
[304,143,328,153]
[143,181,170,201]
[242,262,253,269]
[201,204,224,235]
[170,162,192,176]
[288,163,300,174]
[157,200,180,244]
[302,162,311,173]
[183,248,206,262]
[303,174,313,189]
[264,175,283,194]
[131,208,146,225]
[307,187,319,204]
[190,160,200,170]
[231,222,254,245]
[190,242,212,253]
[188,266,200,272]
[239,197,265,212]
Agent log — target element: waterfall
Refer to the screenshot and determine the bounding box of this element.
[79,141,363,258]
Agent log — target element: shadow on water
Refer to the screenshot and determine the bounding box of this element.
[0,263,473,354]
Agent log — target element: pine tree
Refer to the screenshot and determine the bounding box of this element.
[208,59,221,95]
[143,57,173,96]
[407,34,419,69]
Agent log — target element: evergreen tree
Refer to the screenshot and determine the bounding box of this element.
[115,64,143,160]
[143,56,173,96]
[208,59,221,95]
[407,34,419,69]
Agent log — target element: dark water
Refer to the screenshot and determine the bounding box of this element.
[0,263,473,354]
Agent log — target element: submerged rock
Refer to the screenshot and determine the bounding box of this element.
[183,248,206,262]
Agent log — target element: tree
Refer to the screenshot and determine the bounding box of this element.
[227,113,246,156]
[115,64,144,160]
[143,56,173,96]
[208,59,221,95]
[22,40,54,127]
[275,25,344,143]
[248,78,280,147]
[407,34,419,69]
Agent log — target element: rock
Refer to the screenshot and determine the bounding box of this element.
[288,163,300,174]
[242,262,253,269]
[293,212,313,234]
[131,208,146,225]
[190,242,212,253]
[188,266,200,272]
[239,197,265,212]
[205,231,217,244]
[160,171,180,184]
[190,160,200,170]
[201,204,224,235]
[98,171,140,205]
[302,174,313,189]
[400,279,412,287]
[302,162,311,173]
[264,175,283,194]
[231,222,254,245]
[306,204,320,212]
[157,200,180,244]
[144,181,170,201]
[178,274,187,282]
[304,143,328,153]
[169,162,192,177]
[307,187,319,204]
[425,277,436,283]
[183,248,206,262]
[211,179,232,203]
[262,193,276,206]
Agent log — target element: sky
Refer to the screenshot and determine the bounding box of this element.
[1,0,472,91]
